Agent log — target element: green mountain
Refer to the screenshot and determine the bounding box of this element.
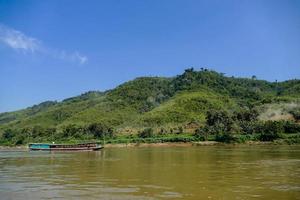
[1,68,300,145]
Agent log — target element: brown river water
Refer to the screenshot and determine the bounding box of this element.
[0,145,299,200]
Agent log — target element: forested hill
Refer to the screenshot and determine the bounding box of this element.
[1,68,300,145]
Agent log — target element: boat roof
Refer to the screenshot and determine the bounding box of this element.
[29,143,51,145]
[29,142,99,145]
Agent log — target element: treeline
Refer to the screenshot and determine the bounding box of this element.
[1,109,300,145]
[0,123,114,145]
[194,109,300,142]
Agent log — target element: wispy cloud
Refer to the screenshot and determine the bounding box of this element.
[74,53,88,65]
[0,24,88,64]
[0,24,40,52]
[59,51,88,65]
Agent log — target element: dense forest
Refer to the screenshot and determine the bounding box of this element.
[1,68,300,145]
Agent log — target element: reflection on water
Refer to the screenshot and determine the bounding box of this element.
[0,145,300,200]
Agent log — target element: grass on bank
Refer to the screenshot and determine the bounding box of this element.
[1,133,299,147]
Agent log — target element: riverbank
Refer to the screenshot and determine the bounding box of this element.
[0,145,28,151]
[1,140,299,151]
[2,132,299,147]
[104,141,220,148]
[0,141,218,151]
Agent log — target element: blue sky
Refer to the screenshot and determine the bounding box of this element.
[0,0,300,112]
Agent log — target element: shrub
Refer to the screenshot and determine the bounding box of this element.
[215,133,236,143]
[194,127,208,141]
[14,135,25,145]
[290,110,300,121]
[86,123,114,139]
[206,110,232,127]
[259,132,283,141]
[236,134,252,143]
[258,121,284,141]
[283,121,300,133]
[234,109,259,121]
[262,121,284,135]
[284,135,300,144]
[177,126,183,134]
[138,128,154,138]
[2,129,15,140]
[239,121,257,134]
[158,128,167,135]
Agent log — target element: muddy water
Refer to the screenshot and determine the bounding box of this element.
[0,145,299,199]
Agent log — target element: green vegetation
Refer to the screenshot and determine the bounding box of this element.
[1,68,300,146]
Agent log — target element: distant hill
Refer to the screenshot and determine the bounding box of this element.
[1,68,299,145]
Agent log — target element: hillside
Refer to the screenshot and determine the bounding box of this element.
[1,68,300,145]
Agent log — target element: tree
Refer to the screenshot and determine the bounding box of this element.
[62,124,84,138]
[138,128,154,138]
[206,110,233,134]
[2,129,15,140]
[32,126,46,137]
[86,123,114,139]
[194,127,208,141]
[185,68,194,73]
[234,109,259,122]
[158,128,166,135]
[259,121,284,141]
[177,126,183,134]
[283,121,300,133]
[290,110,300,121]
[14,134,25,145]
[87,123,104,138]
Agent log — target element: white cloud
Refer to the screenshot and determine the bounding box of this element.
[57,51,88,65]
[73,52,88,64]
[0,24,88,65]
[70,51,88,64]
[0,24,40,52]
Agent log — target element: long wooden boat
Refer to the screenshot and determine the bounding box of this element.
[28,142,103,151]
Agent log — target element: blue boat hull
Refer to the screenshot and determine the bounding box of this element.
[29,143,51,150]
[28,143,103,151]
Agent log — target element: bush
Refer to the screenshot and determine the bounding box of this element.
[239,121,257,134]
[177,126,183,134]
[215,133,237,143]
[290,110,300,120]
[2,129,15,140]
[283,121,300,133]
[257,121,284,141]
[194,128,208,141]
[206,110,232,128]
[138,128,154,138]
[236,134,252,143]
[259,132,283,141]
[86,123,114,139]
[158,128,167,135]
[262,121,284,134]
[284,135,300,144]
[234,109,259,121]
[14,135,25,145]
